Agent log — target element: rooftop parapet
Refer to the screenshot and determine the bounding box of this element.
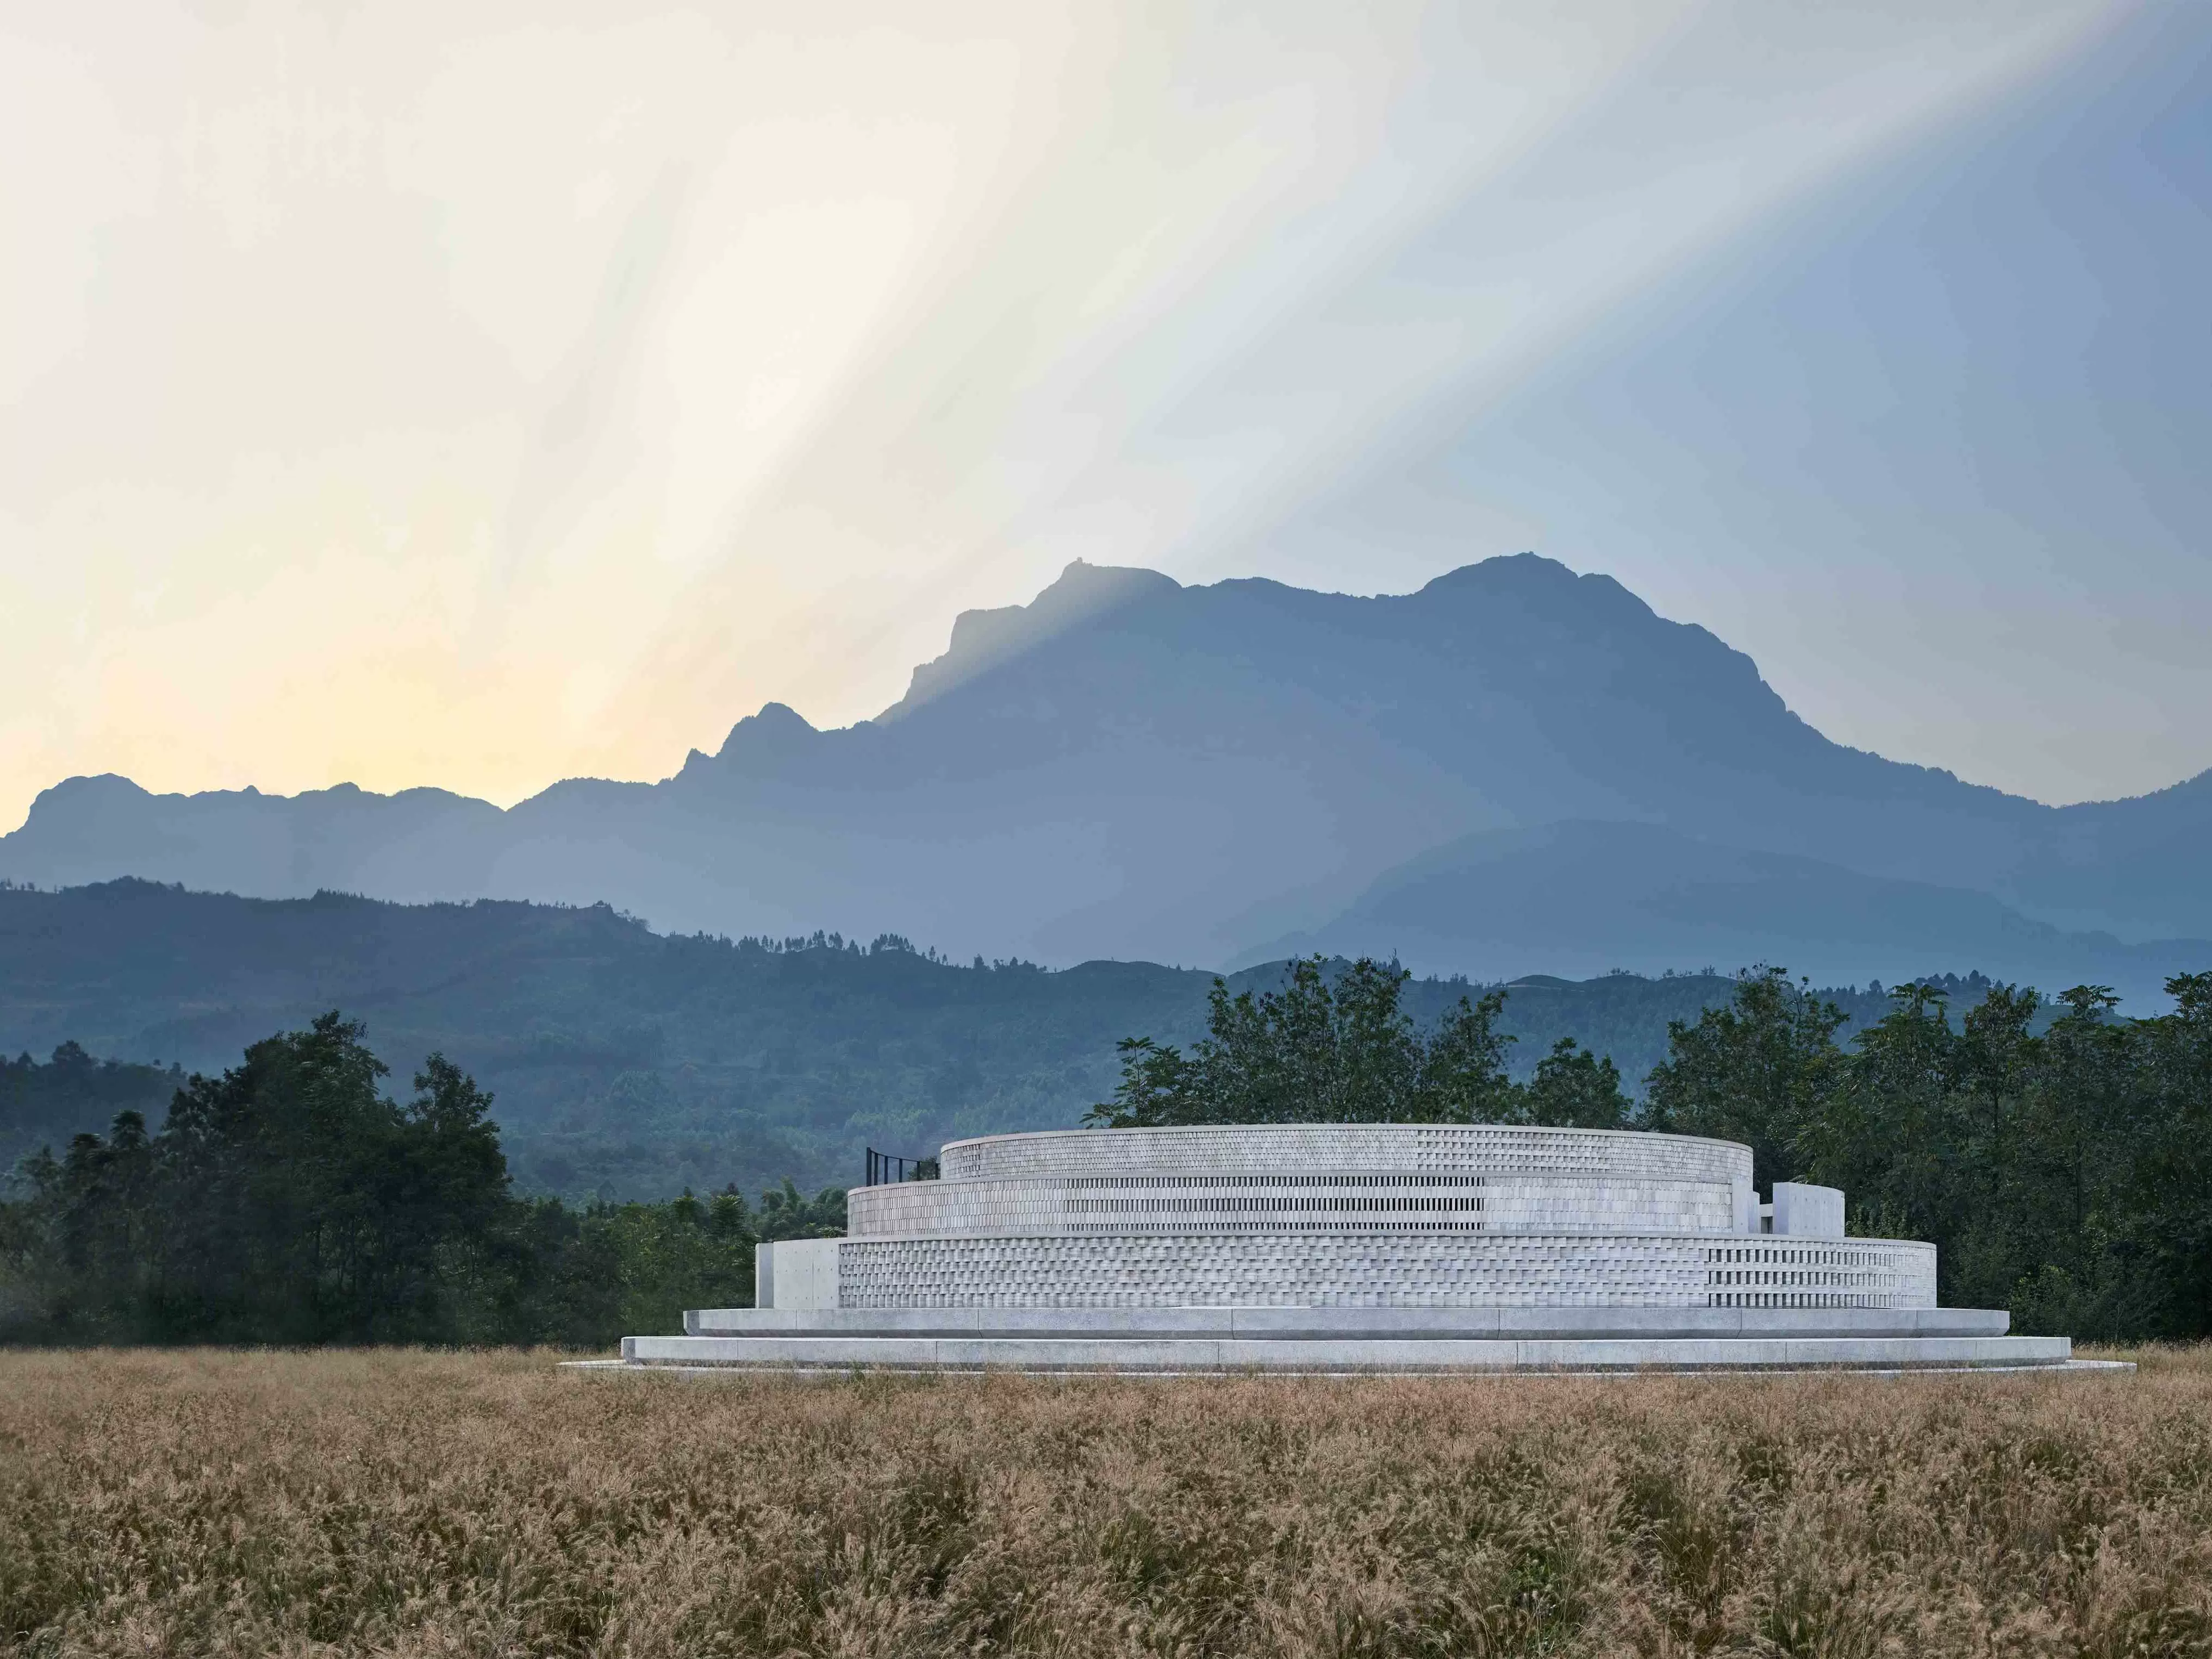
[937,1124,1753,1184]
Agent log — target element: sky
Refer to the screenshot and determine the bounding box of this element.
[2,0,2205,831]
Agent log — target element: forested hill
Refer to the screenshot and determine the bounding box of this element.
[0,1044,182,1178]
[5,878,1974,1200]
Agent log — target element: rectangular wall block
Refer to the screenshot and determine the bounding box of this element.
[757,1239,842,1309]
[1773,1184,1846,1239]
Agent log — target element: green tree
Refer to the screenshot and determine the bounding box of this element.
[1088,957,1517,1126]
[574,1189,757,1339]
[1418,986,1521,1125]
[755,1177,847,1239]
[3,1014,516,1342]
[1643,968,1845,1188]
[1800,982,1966,1248]
[1941,982,2045,1308]
[2129,972,2212,1336]
[1517,1039,1630,1129]
[13,1113,161,1338]
[2003,986,2149,1336]
[0,1013,876,1349]
[149,1016,512,1340]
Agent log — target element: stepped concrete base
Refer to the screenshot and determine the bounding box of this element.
[682,1305,2015,1340]
[615,1333,2073,1371]
[618,1305,2076,1373]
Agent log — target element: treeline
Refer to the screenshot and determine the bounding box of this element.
[1,1042,182,1174]
[1,879,1912,1202]
[0,1015,842,1346]
[1095,958,2212,1339]
[1089,958,1633,1129]
[1650,970,2212,1340]
[11,959,2207,1346]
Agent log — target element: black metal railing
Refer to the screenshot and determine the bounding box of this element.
[864,1147,940,1187]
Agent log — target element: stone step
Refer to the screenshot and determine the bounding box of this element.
[683,1305,2012,1339]
[618,1332,2073,1371]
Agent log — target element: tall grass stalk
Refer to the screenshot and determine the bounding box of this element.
[2,1348,2207,1656]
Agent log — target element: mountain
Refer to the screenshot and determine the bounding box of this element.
[0,880,1911,1201]
[1247,820,2211,996]
[4,553,2207,984]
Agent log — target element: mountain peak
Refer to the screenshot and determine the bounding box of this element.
[1416,553,1657,625]
[1419,550,1566,585]
[712,701,820,764]
[881,560,1181,720]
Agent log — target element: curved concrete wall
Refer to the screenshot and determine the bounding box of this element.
[849,1171,1739,1239]
[835,1128,1917,1315]
[938,1124,1752,1184]
[838,1232,1936,1312]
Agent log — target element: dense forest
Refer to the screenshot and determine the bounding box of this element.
[8,951,2205,1344]
[1095,959,2212,1340]
[0,1015,843,1347]
[1,1043,184,1175]
[4,880,1930,1198]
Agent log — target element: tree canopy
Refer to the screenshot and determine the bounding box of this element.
[1642,967,1847,1188]
[7,962,2210,1346]
[1088,957,1627,1130]
[0,1013,844,1346]
[1089,957,2212,1340]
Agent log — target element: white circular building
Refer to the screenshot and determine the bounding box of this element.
[619,1124,2075,1371]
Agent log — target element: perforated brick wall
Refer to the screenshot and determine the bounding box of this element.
[839,1127,1930,1313]
[836,1232,1936,1311]
[937,1125,1750,1185]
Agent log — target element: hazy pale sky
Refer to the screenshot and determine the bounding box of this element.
[3,0,2204,830]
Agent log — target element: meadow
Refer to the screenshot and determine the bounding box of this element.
[2,1349,2208,1657]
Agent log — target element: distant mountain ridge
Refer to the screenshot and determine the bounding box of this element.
[1246,820,2209,995]
[5,553,2207,994]
[0,879,1911,1200]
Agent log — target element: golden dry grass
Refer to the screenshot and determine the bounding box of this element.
[1,1348,2208,1657]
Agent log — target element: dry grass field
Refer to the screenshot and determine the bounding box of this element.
[1,1349,2208,1657]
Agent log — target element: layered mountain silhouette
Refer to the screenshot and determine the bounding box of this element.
[6,553,2207,996]
[1247,821,2206,994]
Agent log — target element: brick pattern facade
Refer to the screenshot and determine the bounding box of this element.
[838,1126,1930,1314]
[837,1232,1936,1311]
[938,1124,1750,1184]
[850,1172,1739,1239]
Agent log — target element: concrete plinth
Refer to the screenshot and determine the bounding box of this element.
[616,1330,2076,1373]
[683,1305,2015,1340]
